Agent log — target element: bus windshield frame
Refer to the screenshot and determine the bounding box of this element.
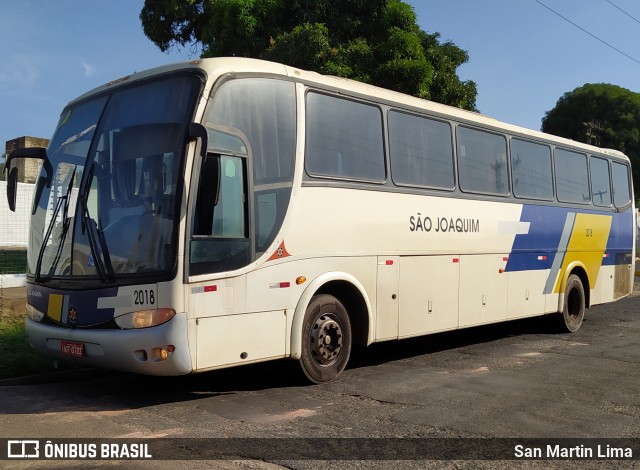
[27,71,203,288]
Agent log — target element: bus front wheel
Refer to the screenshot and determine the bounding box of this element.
[559,274,585,333]
[300,294,352,384]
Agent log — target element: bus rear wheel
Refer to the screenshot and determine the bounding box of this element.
[559,274,585,333]
[300,294,352,384]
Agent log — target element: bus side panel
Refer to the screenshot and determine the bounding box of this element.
[195,311,286,370]
[507,268,547,319]
[592,264,615,305]
[608,208,635,299]
[376,256,399,341]
[189,256,378,370]
[614,262,633,298]
[506,204,633,310]
[458,254,508,327]
[398,255,459,338]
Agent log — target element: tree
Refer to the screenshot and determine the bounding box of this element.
[140,0,477,110]
[542,83,640,197]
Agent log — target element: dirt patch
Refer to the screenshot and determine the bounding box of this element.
[0,286,27,320]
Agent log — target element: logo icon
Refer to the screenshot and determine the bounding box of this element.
[7,440,40,459]
[267,241,291,261]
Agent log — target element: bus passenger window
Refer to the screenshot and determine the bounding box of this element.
[612,161,631,208]
[457,126,508,195]
[305,92,385,182]
[511,139,553,200]
[590,157,611,207]
[389,111,454,190]
[555,149,589,204]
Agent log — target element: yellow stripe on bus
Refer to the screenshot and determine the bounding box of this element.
[47,294,64,322]
[554,213,612,293]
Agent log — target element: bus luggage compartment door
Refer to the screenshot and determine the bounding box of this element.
[459,254,508,327]
[195,311,286,370]
[398,256,460,338]
[375,256,399,341]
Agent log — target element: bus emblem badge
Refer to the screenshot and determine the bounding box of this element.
[68,307,78,324]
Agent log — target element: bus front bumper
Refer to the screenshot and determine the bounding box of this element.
[25,312,193,376]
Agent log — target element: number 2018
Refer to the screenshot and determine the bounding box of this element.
[134,290,155,305]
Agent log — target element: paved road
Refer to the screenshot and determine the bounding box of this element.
[1,281,639,469]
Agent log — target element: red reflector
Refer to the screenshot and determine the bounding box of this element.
[386,260,394,265]
[269,282,291,289]
[270,282,291,289]
[452,258,459,263]
[204,285,217,292]
[503,257,509,261]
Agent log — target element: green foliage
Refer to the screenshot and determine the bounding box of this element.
[266,23,331,71]
[140,0,477,110]
[421,31,477,109]
[542,83,640,196]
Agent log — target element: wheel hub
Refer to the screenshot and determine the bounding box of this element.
[310,314,343,366]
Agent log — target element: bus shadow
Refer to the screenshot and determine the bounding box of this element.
[0,358,306,415]
[0,314,568,414]
[347,313,561,370]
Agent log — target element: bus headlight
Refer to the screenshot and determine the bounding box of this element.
[114,308,176,329]
[26,304,45,322]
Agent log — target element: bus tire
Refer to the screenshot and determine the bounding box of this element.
[559,274,585,333]
[299,294,352,384]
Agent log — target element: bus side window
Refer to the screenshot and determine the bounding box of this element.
[590,156,611,207]
[612,161,632,208]
[190,155,250,275]
[212,157,246,237]
[193,156,219,236]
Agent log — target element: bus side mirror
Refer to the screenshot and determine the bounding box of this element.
[5,165,18,212]
[4,147,50,212]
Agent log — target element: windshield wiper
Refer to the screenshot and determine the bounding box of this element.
[34,167,76,282]
[80,163,115,282]
[47,168,77,277]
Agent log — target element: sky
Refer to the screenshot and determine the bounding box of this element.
[1,0,639,158]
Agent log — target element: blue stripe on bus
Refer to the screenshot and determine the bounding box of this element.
[505,205,633,273]
[505,205,568,272]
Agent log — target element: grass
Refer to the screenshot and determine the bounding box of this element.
[0,248,59,379]
[0,288,84,380]
[0,315,53,379]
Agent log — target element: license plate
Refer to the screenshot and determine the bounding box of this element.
[60,340,84,357]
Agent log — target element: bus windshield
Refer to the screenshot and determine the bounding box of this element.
[29,73,202,281]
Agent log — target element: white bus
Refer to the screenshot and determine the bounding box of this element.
[5,58,635,383]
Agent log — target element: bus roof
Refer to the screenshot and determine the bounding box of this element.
[70,57,629,163]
